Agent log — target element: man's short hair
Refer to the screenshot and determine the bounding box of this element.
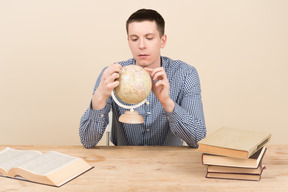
[126,9,165,37]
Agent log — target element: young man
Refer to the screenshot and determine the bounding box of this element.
[79,9,206,148]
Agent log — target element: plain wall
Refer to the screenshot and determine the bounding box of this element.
[1,0,287,146]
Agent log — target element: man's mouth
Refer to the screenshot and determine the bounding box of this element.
[138,54,149,58]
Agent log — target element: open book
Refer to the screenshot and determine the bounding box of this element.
[0,147,93,187]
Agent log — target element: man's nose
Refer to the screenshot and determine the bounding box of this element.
[139,38,146,49]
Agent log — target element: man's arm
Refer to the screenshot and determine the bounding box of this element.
[91,63,122,110]
[166,68,206,147]
[79,102,110,148]
[79,63,122,148]
[146,66,206,147]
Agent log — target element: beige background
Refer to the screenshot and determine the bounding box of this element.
[0,0,287,146]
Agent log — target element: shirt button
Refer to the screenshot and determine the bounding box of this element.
[100,114,104,117]
[147,112,151,115]
[146,129,150,132]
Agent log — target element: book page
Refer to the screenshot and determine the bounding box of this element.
[0,148,42,174]
[15,151,78,176]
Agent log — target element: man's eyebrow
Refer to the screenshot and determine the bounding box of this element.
[129,34,138,37]
[129,33,155,37]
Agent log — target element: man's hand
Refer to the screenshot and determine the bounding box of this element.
[145,67,175,113]
[92,63,122,110]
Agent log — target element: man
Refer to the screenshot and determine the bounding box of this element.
[79,9,206,148]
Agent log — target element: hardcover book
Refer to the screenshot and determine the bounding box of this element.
[202,147,267,168]
[207,165,265,175]
[198,127,271,159]
[206,165,266,181]
[0,147,93,187]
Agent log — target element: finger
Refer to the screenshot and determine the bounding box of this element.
[154,79,166,88]
[103,64,122,82]
[110,72,120,82]
[102,73,120,89]
[144,67,153,73]
[144,68,153,78]
[144,67,167,82]
[144,67,164,75]
[152,71,166,81]
[104,63,123,76]
[111,63,123,73]
[106,81,120,91]
[150,67,164,77]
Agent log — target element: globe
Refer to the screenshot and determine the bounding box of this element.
[114,65,152,104]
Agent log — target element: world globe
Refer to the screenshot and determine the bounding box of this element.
[114,65,152,104]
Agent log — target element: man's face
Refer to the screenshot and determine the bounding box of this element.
[127,21,167,68]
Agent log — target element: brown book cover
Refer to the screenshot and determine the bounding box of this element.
[207,165,265,175]
[198,127,271,159]
[202,147,267,168]
[206,165,266,181]
[0,147,93,187]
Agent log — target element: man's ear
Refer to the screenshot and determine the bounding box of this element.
[160,34,167,48]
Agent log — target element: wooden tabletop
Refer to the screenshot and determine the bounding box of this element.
[0,145,287,192]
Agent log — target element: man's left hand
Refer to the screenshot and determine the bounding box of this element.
[145,67,175,113]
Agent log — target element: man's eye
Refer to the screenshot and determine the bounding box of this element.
[147,37,153,40]
[132,38,138,41]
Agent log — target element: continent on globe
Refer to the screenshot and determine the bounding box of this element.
[114,65,152,104]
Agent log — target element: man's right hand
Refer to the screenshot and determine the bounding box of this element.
[91,63,122,110]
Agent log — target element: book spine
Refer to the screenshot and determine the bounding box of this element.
[201,154,204,165]
[249,137,270,157]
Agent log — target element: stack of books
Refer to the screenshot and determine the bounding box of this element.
[197,127,271,181]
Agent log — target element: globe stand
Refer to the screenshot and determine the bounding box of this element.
[111,90,147,124]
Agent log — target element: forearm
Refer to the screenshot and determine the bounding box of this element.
[79,104,110,148]
[91,89,109,110]
[166,104,206,148]
[79,64,121,148]
[161,98,175,113]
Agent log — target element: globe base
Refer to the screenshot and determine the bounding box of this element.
[119,110,144,124]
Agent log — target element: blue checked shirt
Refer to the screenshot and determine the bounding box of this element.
[79,56,206,148]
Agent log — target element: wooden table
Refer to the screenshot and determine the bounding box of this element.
[0,145,287,192]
